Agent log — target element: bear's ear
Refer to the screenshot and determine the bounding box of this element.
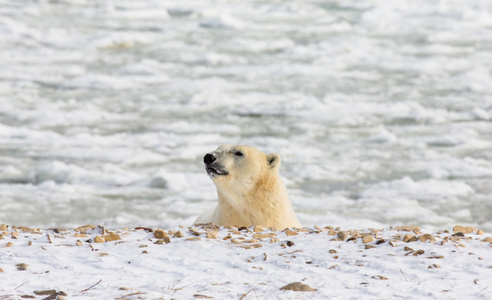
[267,153,281,170]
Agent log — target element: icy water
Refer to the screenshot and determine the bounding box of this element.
[1,0,491,231]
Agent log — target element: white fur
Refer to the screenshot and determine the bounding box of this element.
[195,145,301,229]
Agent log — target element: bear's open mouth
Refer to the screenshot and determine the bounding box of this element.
[206,166,228,176]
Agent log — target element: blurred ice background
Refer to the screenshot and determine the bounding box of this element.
[1,0,491,231]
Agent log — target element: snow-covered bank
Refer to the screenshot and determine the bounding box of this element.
[1,224,491,299]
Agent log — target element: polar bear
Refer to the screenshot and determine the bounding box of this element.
[194,145,301,229]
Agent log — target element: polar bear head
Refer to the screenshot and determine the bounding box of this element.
[203,145,281,191]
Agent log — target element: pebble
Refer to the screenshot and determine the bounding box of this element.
[0,224,8,231]
[403,234,417,243]
[335,231,349,241]
[13,226,41,234]
[75,224,104,235]
[418,234,436,243]
[16,263,28,271]
[453,225,477,234]
[483,237,492,244]
[34,290,57,296]
[154,229,168,239]
[285,230,298,236]
[94,236,105,243]
[394,225,421,234]
[253,233,276,239]
[189,228,201,236]
[173,231,184,238]
[280,282,317,292]
[103,232,121,242]
[240,244,262,249]
[362,235,375,244]
[253,225,265,232]
[206,231,219,239]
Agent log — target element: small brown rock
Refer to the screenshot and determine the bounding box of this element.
[0,234,4,239]
[418,234,436,243]
[428,264,441,269]
[453,225,477,234]
[253,233,276,239]
[173,231,184,238]
[365,245,376,249]
[103,232,121,242]
[34,290,57,296]
[76,240,83,246]
[193,294,213,299]
[253,225,265,232]
[154,229,168,239]
[11,231,20,238]
[206,231,219,239]
[74,224,97,234]
[0,268,3,272]
[13,226,41,234]
[483,237,492,244]
[240,243,262,249]
[6,242,14,247]
[477,230,484,235]
[270,237,280,243]
[280,282,317,292]
[362,235,375,244]
[403,234,417,243]
[0,224,8,231]
[329,249,337,254]
[372,275,388,280]
[189,228,201,236]
[16,263,28,271]
[335,231,349,241]
[186,237,201,241]
[94,236,105,243]
[73,233,88,238]
[285,230,298,236]
[394,225,421,234]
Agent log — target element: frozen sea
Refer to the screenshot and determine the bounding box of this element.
[0,0,491,231]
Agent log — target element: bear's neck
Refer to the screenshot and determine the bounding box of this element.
[215,175,291,228]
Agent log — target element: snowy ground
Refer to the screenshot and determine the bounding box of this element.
[1,0,492,232]
[1,224,491,299]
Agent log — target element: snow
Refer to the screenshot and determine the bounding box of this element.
[1,0,492,297]
[1,225,491,299]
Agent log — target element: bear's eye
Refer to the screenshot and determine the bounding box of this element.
[234,151,243,157]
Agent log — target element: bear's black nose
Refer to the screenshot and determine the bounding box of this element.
[204,153,216,165]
